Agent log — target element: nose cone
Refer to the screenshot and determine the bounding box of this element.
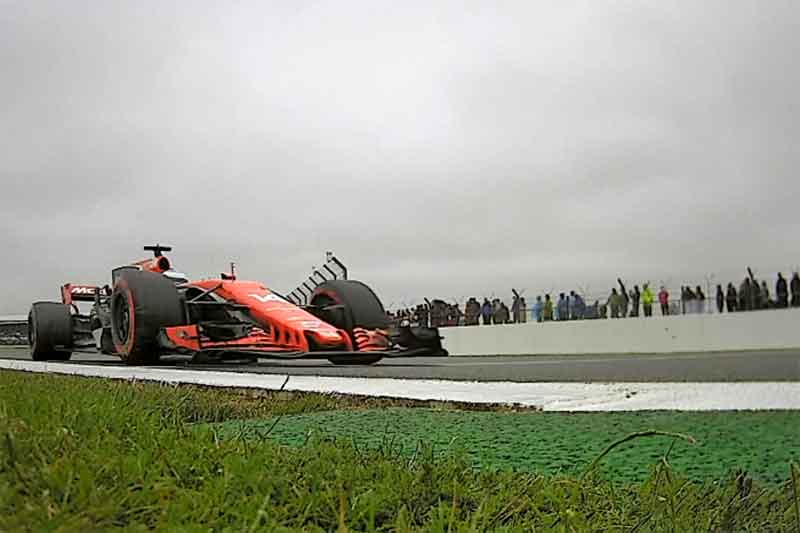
[307,328,349,349]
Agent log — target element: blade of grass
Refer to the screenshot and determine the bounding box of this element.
[582,430,697,479]
[791,462,799,533]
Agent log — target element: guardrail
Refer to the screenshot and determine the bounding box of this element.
[0,319,27,346]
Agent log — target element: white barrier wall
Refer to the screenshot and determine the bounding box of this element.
[440,308,800,356]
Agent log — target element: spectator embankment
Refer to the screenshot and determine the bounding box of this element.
[440,307,800,356]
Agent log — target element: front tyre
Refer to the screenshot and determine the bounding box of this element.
[29,302,73,361]
[110,270,185,365]
[309,280,389,366]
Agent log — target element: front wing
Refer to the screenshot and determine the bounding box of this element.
[155,324,447,361]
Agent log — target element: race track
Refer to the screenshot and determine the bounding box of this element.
[1,347,799,382]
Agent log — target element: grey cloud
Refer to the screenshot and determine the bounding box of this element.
[1,0,798,312]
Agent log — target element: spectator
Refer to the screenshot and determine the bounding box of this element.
[641,283,654,317]
[519,297,527,322]
[715,285,724,313]
[464,297,480,325]
[533,296,543,323]
[725,283,738,312]
[608,288,622,318]
[658,286,670,316]
[760,281,770,309]
[471,297,482,325]
[565,291,572,319]
[682,286,696,314]
[695,286,706,314]
[739,278,750,311]
[617,279,629,318]
[750,279,761,310]
[557,293,569,321]
[495,301,510,324]
[543,294,554,321]
[511,295,521,323]
[776,273,789,308]
[446,302,461,326]
[630,285,641,317]
[569,290,585,319]
[481,298,493,325]
[792,273,800,307]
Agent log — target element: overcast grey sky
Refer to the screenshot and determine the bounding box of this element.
[1,0,798,312]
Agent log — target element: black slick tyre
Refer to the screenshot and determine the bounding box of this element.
[309,280,389,365]
[310,280,389,331]
[110,270,185,365]
[28,302,73,361]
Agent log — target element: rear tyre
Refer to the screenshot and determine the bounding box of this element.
[309,280,389,366]
[29,302,73,361]
[110,270,185,365]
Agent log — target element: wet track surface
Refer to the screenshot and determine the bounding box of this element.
[1,347,799,382]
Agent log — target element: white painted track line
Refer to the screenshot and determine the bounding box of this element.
[2,359,799,411]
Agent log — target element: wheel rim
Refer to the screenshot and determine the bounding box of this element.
[112,292,131,347]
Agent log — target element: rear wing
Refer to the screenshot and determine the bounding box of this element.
[61,284,107,305]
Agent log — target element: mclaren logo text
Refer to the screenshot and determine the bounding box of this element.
[70,286,96,295]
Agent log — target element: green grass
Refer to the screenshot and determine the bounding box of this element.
[218,408,800,485]
[1,370,799,531]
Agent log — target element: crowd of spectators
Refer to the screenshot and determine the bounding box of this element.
[387,270,800,328]
[391,299,464,327]
[712,270,800,313]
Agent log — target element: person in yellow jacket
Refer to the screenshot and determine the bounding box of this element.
[543,294,554,321]
[641,283,655,317]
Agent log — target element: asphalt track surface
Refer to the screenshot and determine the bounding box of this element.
[1,347,799,382]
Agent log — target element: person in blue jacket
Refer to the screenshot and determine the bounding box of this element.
[532,296,543,322]
[569,290,585,319]
[557,293,569,321]
[480,298,493,325]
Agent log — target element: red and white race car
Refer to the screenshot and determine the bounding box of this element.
[28,245,444,365]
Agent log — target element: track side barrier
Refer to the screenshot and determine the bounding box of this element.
[440,308,800,356]
[0,319,27,346]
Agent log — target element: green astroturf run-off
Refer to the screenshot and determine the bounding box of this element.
[219,408,800,485]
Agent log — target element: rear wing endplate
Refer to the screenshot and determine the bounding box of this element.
[61,284,103,305]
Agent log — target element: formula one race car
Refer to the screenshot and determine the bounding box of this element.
[28,245,445,365]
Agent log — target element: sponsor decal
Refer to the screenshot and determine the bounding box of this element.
[249,293,286,304]
[70,286,96,295]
